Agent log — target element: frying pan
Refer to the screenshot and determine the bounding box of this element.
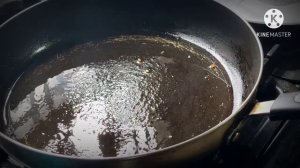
[0,0,265,167]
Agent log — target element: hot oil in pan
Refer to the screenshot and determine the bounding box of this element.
[4,36,233,157]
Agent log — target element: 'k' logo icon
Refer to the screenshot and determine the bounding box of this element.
[264,9,284,29]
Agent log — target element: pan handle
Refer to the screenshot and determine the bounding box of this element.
[249,91,300,120]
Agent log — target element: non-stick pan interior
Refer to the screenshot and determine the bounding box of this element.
[3,35,233,157]
[0,0,262,158]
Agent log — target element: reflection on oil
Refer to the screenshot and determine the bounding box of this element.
[4,36,233,158]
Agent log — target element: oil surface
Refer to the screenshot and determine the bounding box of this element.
[4,36,233,158]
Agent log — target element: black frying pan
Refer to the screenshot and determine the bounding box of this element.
[0,0,263,167]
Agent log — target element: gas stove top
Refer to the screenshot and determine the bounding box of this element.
[0,1,299,168]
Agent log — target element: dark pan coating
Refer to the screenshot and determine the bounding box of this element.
[4,36,233,158]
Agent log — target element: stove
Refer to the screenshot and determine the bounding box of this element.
[0,0,299,168]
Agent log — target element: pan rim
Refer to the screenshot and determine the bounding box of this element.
[0,0,264,162]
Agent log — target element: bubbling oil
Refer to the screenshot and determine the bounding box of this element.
[4,36,233,158]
